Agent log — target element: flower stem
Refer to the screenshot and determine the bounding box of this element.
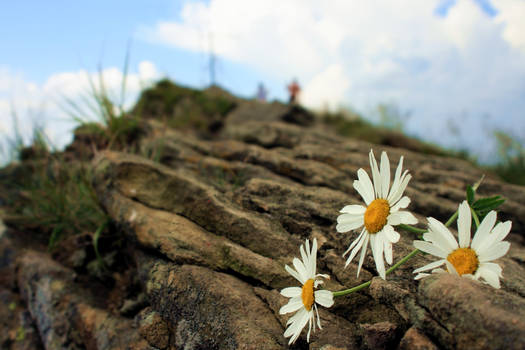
[332,280,371,297]
[445,210,458,227]
[333,209,460,298]
[470,207,480,228]
[333,249,420,297]
[398,224,426,234]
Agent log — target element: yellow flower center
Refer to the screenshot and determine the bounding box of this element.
[364,199,390,234]
[301,279,315,311]
[447,248,479,276]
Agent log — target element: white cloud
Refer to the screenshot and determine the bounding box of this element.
[0,61,161,163]
[494,0,525,52]
[301,64,350,110]
[141,0,525,162]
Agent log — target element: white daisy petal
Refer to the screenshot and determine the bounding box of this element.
[281,287,302,298]
[343,228,366,256]
[344,230,368,267]
[477,265,501,288]
[291,310,311,344]
[315,304,321,329]
[285,308,309,343]
[492,221,512,242]
[286,307,301,326]
[478,262,503,277]
[390,172,411,205]
[391,196,410,212]
[388,210,418,226]
[380,151,391,199]
[371,234,386,279]
[293,258,308,282]
[353,180,374,205]
[384,240,393,265]
[383,225,400,243]
[422,230,454,255]
[310,238,318,279]
[339,204,367,215]
[427,217,458,251]
[300,245,309,275]
[280,298,303,314]
[413,240,448,258]
[356,234,370,277]
[314,290,334,308]
[285,265,304,284]
[478,241,511,263]
[475,221,512,254]
[458,201,472,248]
[357,168,375,203]
[389,156,404,200]
[445,260,459,276]
[336,220,364,233]
[307,316,312,343]
[305,239,311,259]
[432,268,447,274]
[337,213,362,224]
[471,210,497,250]
[336,213,364,227]
[369,150,381,198]
[413,259,446,274]
[315,273,329,280]
[415,273,430,280]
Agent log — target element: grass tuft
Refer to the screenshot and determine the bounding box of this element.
[62,52,143,151]
[3,154,108,250]
[491,130,525,186]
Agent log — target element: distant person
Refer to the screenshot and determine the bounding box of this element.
[256,82,268,102]
[287,79,300,104]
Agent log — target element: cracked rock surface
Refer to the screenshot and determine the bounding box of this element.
[1,86,525,349]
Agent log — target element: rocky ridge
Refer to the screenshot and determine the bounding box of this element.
[1,82,525,350]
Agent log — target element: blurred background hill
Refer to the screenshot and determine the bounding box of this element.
[1,0,525,174]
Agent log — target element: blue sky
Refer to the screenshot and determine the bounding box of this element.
[0,0,273,96]
[1,0,525,163]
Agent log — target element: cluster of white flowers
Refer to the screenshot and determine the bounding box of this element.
[280,150,512,345]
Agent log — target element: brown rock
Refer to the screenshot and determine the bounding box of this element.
[417,273,525,350]
[138,254,286,350]
[398,327,438,350]
[16,251,149,350]
[92,151,300,260]
[136,307,170,349]
[0,289,42,350]
[360,321,399,350]
[96,187,290,288]
[3,82,525,350]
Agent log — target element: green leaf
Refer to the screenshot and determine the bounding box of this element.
[473,196,505,211]
[48,226,63,251]
[466,186,475,204]
[93,220,109,268]
[472,174,485,191]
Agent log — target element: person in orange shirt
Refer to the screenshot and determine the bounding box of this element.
[287,79,300,104]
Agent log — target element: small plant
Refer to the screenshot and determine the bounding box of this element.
[492,130,525,186]
[132,79,236,133]
[321,107,469,159]
[63,50,142,151]
[1,111,25,164]
[4,153,108,250]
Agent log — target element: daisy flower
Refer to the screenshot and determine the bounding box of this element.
[279,238,334,344]
[336,150,417,279]
[413,200,511,288]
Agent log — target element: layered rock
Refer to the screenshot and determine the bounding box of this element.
[1,88,525,349]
